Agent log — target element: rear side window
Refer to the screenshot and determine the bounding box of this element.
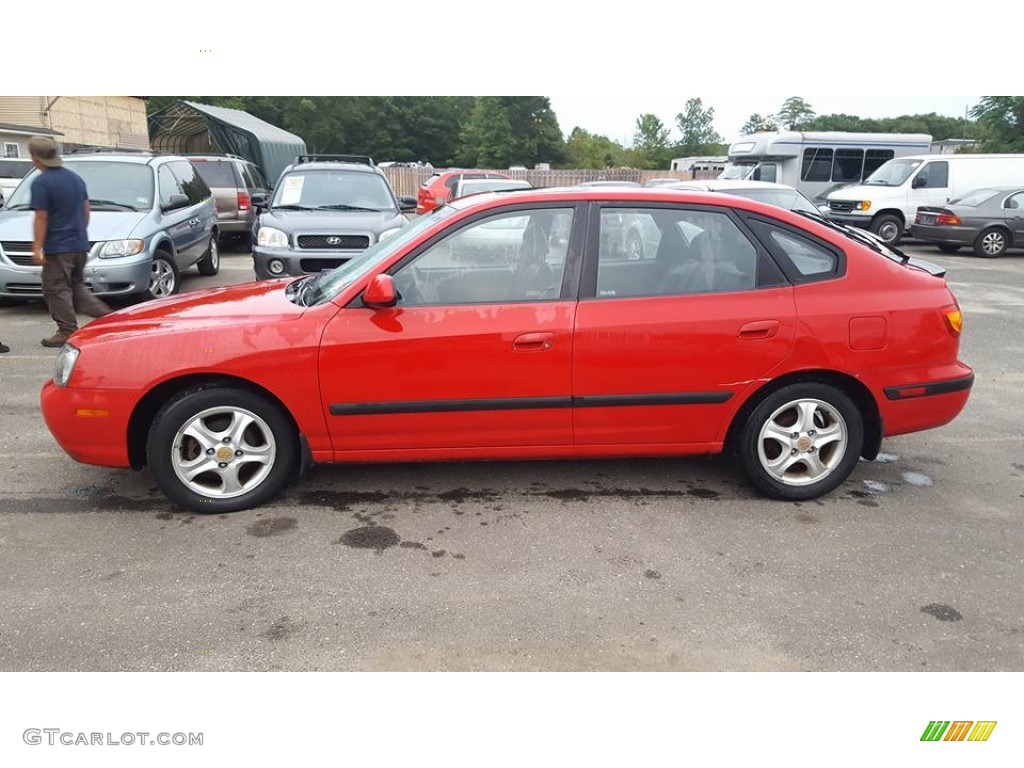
[191,160,238,188]
[863,149,894,177]
[748,219,841,281]
[801,148,833,182]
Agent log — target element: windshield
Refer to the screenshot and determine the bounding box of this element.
[949,188,999,207]
[299,206,456,305]
[272,169,396,211]
[863,159,921,187]
[5,161,155,211]
[726,188,818,214]
[719,162,756,180]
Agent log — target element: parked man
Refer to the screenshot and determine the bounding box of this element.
[28,136,110,347]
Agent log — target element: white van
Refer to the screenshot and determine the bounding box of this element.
[826,154,1024,244]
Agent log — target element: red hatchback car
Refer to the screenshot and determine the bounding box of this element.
[41,187,973,513]
[416,169,513,214]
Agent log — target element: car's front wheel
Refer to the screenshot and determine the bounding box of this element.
[145,252,180,300]
[738,383,864,501]
[870,213,903,245]
[146,387,297,513]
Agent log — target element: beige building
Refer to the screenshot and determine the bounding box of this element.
[0,97,150,156]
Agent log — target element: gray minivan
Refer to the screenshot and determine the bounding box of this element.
[186,154,272,248]
[0,151,219,300]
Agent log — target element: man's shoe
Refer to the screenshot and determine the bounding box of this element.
[41,333,70,348]
[0,342,9,354]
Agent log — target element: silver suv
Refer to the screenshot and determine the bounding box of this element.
[0,150,219,301]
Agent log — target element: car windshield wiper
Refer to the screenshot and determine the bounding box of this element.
[89,198,138,211]
[271,204,316,210]
[314,204,384,212]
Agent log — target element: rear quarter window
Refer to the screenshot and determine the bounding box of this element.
[746,218,844,283]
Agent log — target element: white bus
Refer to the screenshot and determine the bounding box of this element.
[719,132,933,202]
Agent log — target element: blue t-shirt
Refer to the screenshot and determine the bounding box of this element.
[30,166,90,254]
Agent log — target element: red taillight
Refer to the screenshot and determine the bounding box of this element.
[237,191,250,212]
[936,213,960,226]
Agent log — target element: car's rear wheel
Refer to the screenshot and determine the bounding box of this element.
[937,244,961,254]
[870,213,903,245]
[145,252,180,300]
[974,227,1009,258]
[197,235,220,276]
[738,383,864,501]
[146,387,297,513]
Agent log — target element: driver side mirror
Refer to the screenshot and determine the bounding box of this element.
[161,193,190,212]
[251,192,270,211]
[363,274,397,308]
[398,195,417,213]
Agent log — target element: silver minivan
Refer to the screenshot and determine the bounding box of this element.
[0,151,219,301]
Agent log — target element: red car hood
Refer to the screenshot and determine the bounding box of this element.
[70,279,306,344]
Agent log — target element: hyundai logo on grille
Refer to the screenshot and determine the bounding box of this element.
[326,236,342,245]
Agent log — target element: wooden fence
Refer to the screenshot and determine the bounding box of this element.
[381,167,719,197]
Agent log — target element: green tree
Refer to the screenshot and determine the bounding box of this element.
[675,98,723,155]
[499,96,565,167]
[632,113,672,169]
[562,127,629,169]
[969,97,1024,151]
[740,113,778,134]
[777,97,815,130]
[456,97,515,168]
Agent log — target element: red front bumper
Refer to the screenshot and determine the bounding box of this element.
[40,380,135,468]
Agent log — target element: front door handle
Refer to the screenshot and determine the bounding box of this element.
[738,320,780,339]
[513,332,554,351]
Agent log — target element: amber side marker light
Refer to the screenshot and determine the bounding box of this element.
[943,307,963,336]
[75,409,110,418]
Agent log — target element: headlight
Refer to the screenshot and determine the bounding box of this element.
[855,201,872,211]
[378,227,403,242]
[257,227,288,248]
[98,239,145,258]
[54,344,80,387]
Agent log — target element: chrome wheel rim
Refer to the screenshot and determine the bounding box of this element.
[757,398,848,486]
[208,238,219,269]
[150,259,176,297]
[877,220,900,242]
[170,406,276,499]
[981,231,1005,255]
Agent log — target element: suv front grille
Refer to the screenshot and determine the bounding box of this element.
[828,200,856,214]
[297,234,370,250]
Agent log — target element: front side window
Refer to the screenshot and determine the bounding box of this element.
[752,163,777,183]
[393,208,573,305]
[917,161,949,188]
[596,207,758,298]
[169,161,211,205]
[158,165,183,206]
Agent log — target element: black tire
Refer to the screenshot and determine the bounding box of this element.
[870,213,904,245]
[197,235,220,276]
[973,227,1009,258]
[146,386,297,513]
[937,244,961,254]
[737,383,864,501]
[144,251,180,301]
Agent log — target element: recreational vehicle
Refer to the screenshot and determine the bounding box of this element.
[720,132,933,202]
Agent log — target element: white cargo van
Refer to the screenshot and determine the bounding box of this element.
[826,154,1024,244]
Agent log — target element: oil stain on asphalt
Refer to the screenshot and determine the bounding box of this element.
[246,517,298,537]
[920,603,963,622]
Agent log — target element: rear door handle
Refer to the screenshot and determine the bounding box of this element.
[513,332,554,351]
[738,320,780,339]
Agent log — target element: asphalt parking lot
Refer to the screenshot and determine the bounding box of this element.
[1,242,1022,671]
